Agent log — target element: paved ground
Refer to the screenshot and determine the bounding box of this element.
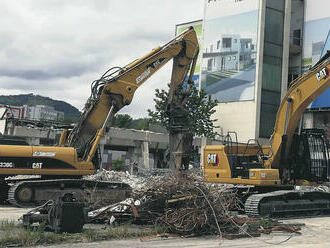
[1,206,330,248]
[0,205,32,222]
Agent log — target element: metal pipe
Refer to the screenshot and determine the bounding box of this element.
[86,105,115,162]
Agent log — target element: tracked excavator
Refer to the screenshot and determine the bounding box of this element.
[203,51,330,217]
[0,27,199,207]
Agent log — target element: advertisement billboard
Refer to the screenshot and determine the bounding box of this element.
[302,0,330,108]
[176,20,203,88]
[201,0,260,102]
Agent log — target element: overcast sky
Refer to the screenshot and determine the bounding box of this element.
[0,0,204,118]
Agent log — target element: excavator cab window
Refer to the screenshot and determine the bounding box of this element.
[224,132,265,179]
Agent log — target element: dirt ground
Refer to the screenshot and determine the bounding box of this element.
[37,217,330,248]
[1,206,330,248]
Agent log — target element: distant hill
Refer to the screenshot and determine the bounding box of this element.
[0,94,81,120]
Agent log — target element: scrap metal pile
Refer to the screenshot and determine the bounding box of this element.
[88,175,241,235]
[87,173,303,237]
[140,176,237,235]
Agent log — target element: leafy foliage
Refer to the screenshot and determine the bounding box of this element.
[111,158,126,171]
[109,115,150,130]
[132,118,150,130]
[148,83,219,138]
[110,114,133,128]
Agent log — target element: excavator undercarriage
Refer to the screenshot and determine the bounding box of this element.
[5,178,131,208]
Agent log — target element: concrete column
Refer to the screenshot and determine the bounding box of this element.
[26,137,40,146]
[141,141,150,170]
[128,143,142,174]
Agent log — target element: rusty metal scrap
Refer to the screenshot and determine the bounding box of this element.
[89,175,238,234]
[88,175,305,238]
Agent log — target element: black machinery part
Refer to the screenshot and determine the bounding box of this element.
[245,190,330,217]
[7,179,131,208]
[291,129,329,183]
[22,193,86,233]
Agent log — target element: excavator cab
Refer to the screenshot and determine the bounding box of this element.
[203,131,281,186]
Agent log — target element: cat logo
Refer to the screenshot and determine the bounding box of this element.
[32,163,43,169]
[316,67,329,82]
[207,153,219,166]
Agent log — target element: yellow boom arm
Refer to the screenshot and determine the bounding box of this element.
[265,52,330,170]
[66,27,199,161]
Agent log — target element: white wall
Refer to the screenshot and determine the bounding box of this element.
[213,101,257,142]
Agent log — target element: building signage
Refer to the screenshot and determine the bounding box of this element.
[303,0,330,108]
[201,0,260,102]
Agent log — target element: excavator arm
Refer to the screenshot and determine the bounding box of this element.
[65,27,199,161]
[265,51,330,173]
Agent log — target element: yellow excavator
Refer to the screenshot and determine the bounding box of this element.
[203,51,330,217]
[0,27,199,207]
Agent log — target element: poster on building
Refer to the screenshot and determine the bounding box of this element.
[303,0,330,108]
[176,20,203,88]
[201,0,260,102]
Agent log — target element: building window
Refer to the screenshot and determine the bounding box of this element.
[217,40,220,49]
[222,38,232,48]
[233,39,237,43]
[293,29,301,46]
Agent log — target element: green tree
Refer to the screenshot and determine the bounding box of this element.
[148,83,218,138]
[111,158,126,171]
[133,118,150,130]
[110,114,133,128]
[148,82,219,170]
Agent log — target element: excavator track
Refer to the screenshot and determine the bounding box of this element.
[8,179,131,208]
[245,190,330,217]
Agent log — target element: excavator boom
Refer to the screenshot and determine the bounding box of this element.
[66,27,199,161]
[265,51,330,171]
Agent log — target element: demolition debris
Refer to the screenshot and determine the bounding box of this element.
[87,173,303,237]
[20,171,304,242]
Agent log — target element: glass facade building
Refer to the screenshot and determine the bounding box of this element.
[187,0,330,142]
[259,0,285,137]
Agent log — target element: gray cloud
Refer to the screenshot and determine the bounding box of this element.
[0,63,93,80]
[0,0,203,118]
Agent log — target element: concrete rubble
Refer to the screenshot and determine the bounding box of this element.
[85,169,157,190]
